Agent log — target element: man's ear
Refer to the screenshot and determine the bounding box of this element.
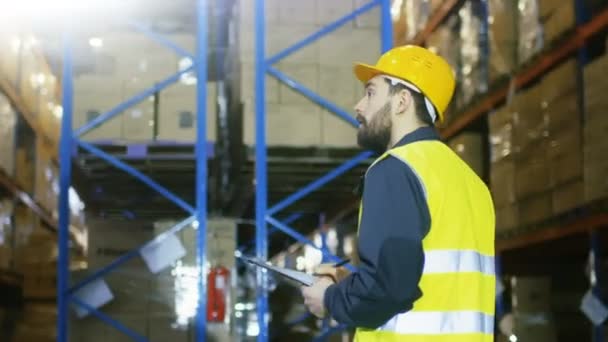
[396,89,411,115]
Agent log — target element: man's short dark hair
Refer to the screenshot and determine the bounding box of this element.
[385,79,435,126]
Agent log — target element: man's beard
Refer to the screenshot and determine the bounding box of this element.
[356,101,392,154]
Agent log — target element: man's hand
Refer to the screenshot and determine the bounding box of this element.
[314,263,351,283]
[301,277,334,318]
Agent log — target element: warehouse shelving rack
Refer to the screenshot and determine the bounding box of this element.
[57,0,210,341]
[44,0,608,340]
[252,0,392,340]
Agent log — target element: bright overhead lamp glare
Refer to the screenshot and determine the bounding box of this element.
[89,37,103,48]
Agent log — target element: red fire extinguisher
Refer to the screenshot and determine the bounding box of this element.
[207,265,230,322]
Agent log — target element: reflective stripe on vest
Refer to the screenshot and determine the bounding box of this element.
[423,250,494,276]
[378,310,494,335]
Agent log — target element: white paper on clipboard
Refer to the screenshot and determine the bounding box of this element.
[241,255,315,286]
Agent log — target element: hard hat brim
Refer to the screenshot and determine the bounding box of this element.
[353,63,386,83]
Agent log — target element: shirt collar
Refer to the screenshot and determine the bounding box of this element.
[392,126,440,148]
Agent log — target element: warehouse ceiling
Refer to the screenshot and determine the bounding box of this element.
[27,0,226,80]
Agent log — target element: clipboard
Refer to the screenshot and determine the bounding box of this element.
[239,255,315,286]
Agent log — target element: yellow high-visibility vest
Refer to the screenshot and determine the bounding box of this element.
[355,139,496,342]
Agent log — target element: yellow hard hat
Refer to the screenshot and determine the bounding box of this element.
[353,45,456,123]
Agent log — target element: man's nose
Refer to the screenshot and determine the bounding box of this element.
[354,97,365,116]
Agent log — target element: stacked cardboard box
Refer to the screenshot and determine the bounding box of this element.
[489,106,518,233]
[583,53,608,202]
[517,0,544,65]
[0,199,14,270]
[541,60,584,214]
[14,145,36,194]
[426,16,461,121]
[488,0,518,83]
[0,92,16,176]
[458,1,489,106]
[538,0,576,45]
[239,0,380,147]
[70,218,237,341]
[448,132,485,178]
[12,303,57,342]
[510,276,558,342]
[511,84,555,226]
[34,140,58,216]
[490,59,586,231]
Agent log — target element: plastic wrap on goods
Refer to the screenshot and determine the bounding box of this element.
[404,0,432,41]
[487,0,518,82]
[0,93,16,176]
[458,0,489,106]
[518,0,544,65]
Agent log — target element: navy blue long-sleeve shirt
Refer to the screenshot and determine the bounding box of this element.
[323,127,439,329]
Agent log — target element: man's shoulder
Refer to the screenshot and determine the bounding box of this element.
[365,153,417,181]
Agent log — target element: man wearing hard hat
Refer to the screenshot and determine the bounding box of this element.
[301,45,496,341]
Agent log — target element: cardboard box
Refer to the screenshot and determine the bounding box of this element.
[488,0,518,82]
[584,53,608,83]
[267,25,320,64]
[491,160,516,207]
[513,315,557,342]
[320,111,357,147]
[157,86,217,143]
[513,86,547,151]
[318,65,359,110]
[542,59,578,105]
[553,180,584,214]
[547,126,581,159]
[279,0,316,25]
[0,93,16,176]
[449,132,485,178]
[15,147,36,193]
[515,154,551,199]
[240,62,280,103]
[518,193,552,226]
[542,3,575,44]
[550,152,582,187]
[23,268,56,299]
[584,114,608,147]
[544,91,580,132]
[0,246,12,270]
[278,63,319,105]
[489,106,516,163]
[584,163,608,202]
[495,204,519,233]
[267,103,322,146]
[316,0,354,26]
[511,276,552,313]
[319,27,380,67]
[353,0,380,28]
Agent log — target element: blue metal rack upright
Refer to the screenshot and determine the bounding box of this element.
[57,0,209,341]
[253,0,393,340]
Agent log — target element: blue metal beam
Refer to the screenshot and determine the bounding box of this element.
[239,213,304,253]
[69,217,196,294]
[266,0,380,65]
[128,20,195,59]
[74,66,194,137]
[267,67,359,128]
[266,216,355,271]
[77,140,196,214]
[267,151,372,216]
[195,0,209,340]
[70,297,148,342]
[254,0,269,340]
[380,0,393,53]
[57,29,74,342]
